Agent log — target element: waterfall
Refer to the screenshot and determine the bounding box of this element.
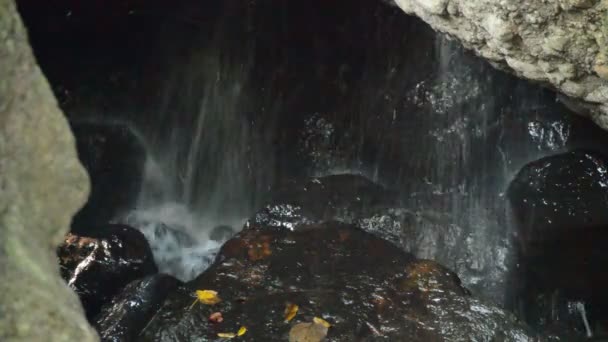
[123,2,276,281]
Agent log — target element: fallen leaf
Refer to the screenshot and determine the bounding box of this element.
[209,312,223,323]
[217,332,236,339]
[313,317,331,328]
[217,326,246,339]
[289,322,328,342]
[189,290,221,309]
[284,303,299,322]
[247,236,272,261]
[196,290,221,305]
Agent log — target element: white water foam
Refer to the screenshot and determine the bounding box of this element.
[123,202,244,282]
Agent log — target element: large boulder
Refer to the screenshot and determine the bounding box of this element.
[508,150,608,239]
[0,1,98,341]
[94,274,182,342]
[392,0,608,130]
[508,150,608,337]
[58,224,158,319]
[139,222,541,341]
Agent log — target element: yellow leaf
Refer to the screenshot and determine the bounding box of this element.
[313,317,331,328]
[237,326,247,336]
[284,303,299,322]
[217,332,236,339]
[289,322,328,342]
[196,290,221,305]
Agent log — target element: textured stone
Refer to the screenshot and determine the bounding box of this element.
[0,1,98,341]
[393,0,608,130]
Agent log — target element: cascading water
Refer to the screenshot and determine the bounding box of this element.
[119,3,280,281]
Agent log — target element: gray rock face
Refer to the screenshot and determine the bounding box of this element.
[0,1,98,341]
[393,0,608,129]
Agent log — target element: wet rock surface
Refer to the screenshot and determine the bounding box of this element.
[251,174,403,246]
[508,150,608,338]
[139,222,540,341]
[508,150,608,238]
[58,224,158,319]
[94,274,182,342]
[392,0,608,130]
[71,121,146,231]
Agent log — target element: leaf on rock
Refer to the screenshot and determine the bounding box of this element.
[217,326,246,339]
[196,290,221,305]
[189,290,222,309]
[217,332,236,339]
[313,317,331,328]
[247,239,272,261]
[209,312,224,323]
[284,303,299,322]
[289,322,328,342]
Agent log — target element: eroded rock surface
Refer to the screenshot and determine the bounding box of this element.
[140,223,541,341]
[0,0,97,340]
[392,0,608,129]
[58,224,158,319]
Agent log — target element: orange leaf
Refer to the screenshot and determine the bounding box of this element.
[284,303,299,323]
[247,237,272,261]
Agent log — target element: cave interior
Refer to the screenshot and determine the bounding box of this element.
[16,0,608,340]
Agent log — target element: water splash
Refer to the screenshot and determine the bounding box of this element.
[116,3,277,280]
[123,202,243,281]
